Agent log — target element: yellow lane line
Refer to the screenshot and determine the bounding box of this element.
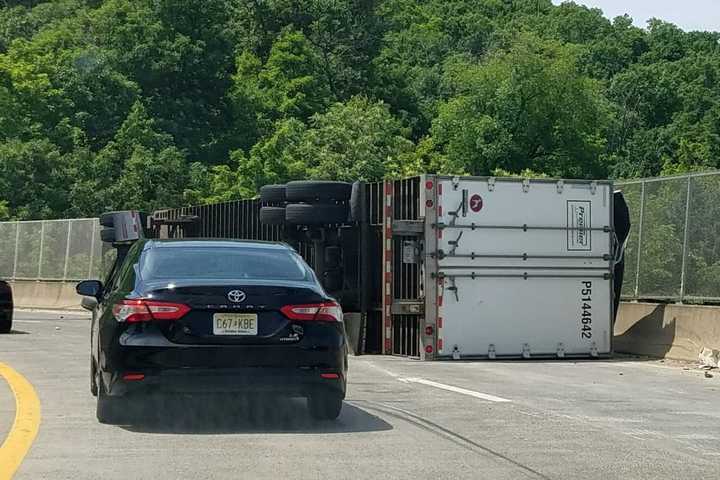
[0,363,41,480]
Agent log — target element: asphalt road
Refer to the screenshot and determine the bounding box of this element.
[1,310,719,480]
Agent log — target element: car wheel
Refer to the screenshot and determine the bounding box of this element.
[0,312,11,334]
[259,184,287,205]
[307,393,343,420]
[96,384,126,425]
[286,181,352,203]
[90,359,98,397]
[259,206,286,225]
[285,203,348,225]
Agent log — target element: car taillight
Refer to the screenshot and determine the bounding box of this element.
[112,299,190,323]
[280,302,342,322]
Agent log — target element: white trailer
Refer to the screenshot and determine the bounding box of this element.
[412,176,615,360]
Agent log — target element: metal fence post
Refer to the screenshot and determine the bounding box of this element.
[11,221,20,280]
[633,181,645,299]
[37,221,45,279]
[62,220,73,281]
[87,220,97,279]
[678,177,692,303]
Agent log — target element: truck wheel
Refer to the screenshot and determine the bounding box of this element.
[100,227,115,243]
[99,212,117,227]
[260,184,287,205]
[285,204,348,225]
[307,393,343,420]
[259,206,286,225]
[286,181,352,203]
[0,312,11,334]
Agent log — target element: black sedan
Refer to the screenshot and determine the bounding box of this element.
[76,239,348,424]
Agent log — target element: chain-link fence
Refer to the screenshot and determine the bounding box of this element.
[0,218,104,281]
[618,171,720,303]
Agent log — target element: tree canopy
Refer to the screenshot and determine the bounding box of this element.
[0,0,719,218]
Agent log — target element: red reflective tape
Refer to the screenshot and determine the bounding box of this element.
[385,228,392,239]
[385,272,392,282]
[385,339,392,352]
[385,182,393,195]
[385,206,393,217]
[438,205,442,216]
[438,317,443,328]
[438,338,443,351]
[438,229,443,239]
[438,295,443,307]
[438,183,443,195]
[320,373,339,379]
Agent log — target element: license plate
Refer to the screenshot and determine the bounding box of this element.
[212,313,258,336]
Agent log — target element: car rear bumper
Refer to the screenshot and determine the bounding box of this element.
[104,366,346,398]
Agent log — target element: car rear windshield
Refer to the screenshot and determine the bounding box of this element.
[140,246,311,281]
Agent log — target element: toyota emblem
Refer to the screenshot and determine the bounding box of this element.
[227,290,246,303]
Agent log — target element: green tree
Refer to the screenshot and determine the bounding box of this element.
[431,35,611,178]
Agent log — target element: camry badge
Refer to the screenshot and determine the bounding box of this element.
[227,290,246,303]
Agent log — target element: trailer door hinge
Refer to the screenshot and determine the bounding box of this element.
[590,181,597,195]
[522,343,531,359]
[488,344,496,359]
[447,277,459,302]
[556,180,564,194]
[522,179,531,193]
[590,342,599,357]
[556,343,565,358]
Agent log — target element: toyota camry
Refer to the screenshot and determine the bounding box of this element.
[76,239,348,424]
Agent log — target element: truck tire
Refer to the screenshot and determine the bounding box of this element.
[348,182,362,222]
[259,206,286,225]
[285,203,348,225]
[100,227,115,243]
[99,212,116,227]
[260,184,287,205]
[286,181,352,203]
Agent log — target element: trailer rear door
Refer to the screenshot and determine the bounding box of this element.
[432,177,614,359]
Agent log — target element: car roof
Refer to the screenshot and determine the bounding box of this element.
[143,239,293,251]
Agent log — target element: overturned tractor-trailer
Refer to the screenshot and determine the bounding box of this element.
[148,175,630,360]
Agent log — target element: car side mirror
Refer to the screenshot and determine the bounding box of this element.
[80,296,98,311]
[76,280,103,298]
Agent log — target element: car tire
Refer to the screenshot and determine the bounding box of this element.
[285,203,348,225]
[100,227,115,243]
[90,359,98,397]
[307,393,343,420]
[0,312,11,334]
[260,184,287,205]
[96,384,126,425]
[286,181,352,203]
[259,206,286,225]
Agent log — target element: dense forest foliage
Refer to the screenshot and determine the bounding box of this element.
[0,0,719,219]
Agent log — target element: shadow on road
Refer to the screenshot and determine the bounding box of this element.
[8,329,29,334]
[119,394,393,435]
